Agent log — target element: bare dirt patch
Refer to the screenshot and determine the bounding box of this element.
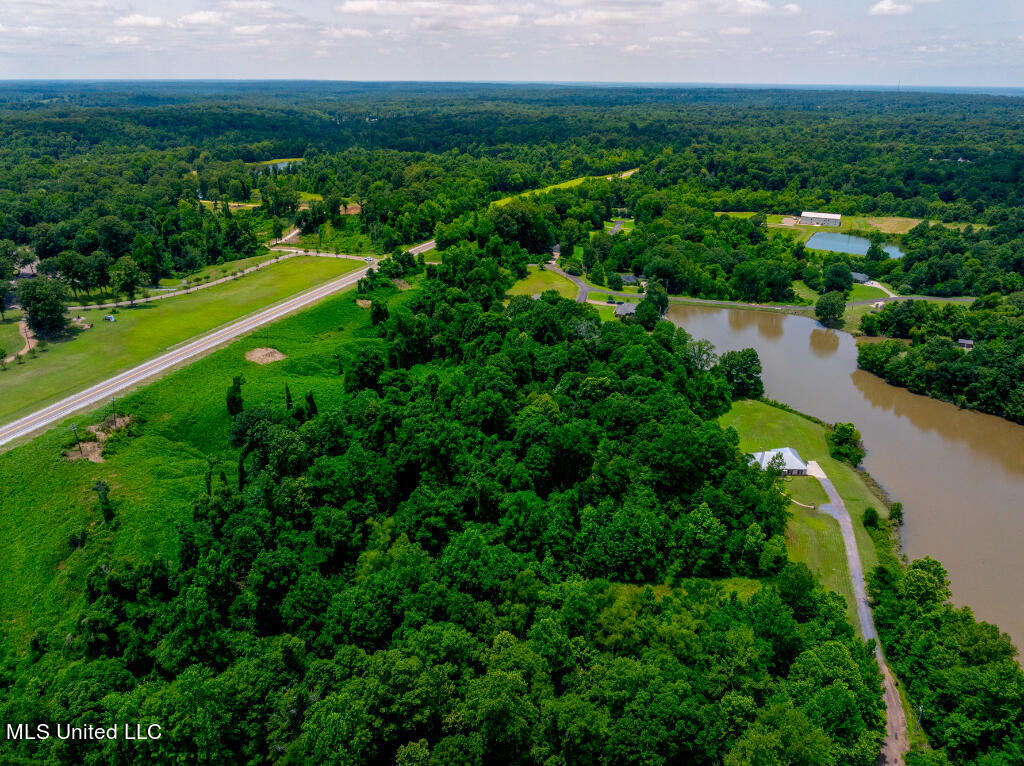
[780,216,799,226]
[64,414,131,463]
[245,347,287,365]
[392,279,412,291]
[341,203,362,215]
[356,299,372,309]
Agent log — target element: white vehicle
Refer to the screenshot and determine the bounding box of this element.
[364,257,374,262]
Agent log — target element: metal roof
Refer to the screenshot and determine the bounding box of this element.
[801,211,842,220]
[750,447,807,472]
[614,302,638,316]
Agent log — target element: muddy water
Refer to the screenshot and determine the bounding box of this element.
[667,303,1024,647]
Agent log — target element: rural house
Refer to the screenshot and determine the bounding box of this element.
[750,447,808,476]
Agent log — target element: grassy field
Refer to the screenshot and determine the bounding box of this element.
[506,266,578,300]
[848,283,889,302]
[0,310,25,360]
[786,503,859,630]
[719,399,889,598]
[493,170,638,207]
[244,157,304,168]
[154,252,284,290]
[720,211,980,243]
[295,217,379,254]
[0,257,363,425]
[603,218,636,234]
[0,279,412,647]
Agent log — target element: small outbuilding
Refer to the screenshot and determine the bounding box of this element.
[800,211,842,227]
[750,447,808,476]
[614,303,638,317]
[620,274,639,285]
[852,272,870,284]
[958,339,975,350]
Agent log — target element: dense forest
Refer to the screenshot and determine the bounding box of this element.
[4,83,1024,765]
[858,294,1024,423]
[1,235,888,764]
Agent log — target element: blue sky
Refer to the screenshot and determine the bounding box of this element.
[1,0,1022,86]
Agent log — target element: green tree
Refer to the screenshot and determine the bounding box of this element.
[718,348,765,399]
[823,262,853,294]
[815,291,846,325]
[110,256,144,305]
[18,277,68,337]
[226,375,245,417]
[827,422,865,465]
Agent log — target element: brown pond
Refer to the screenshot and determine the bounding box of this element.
[667,304,1024,648]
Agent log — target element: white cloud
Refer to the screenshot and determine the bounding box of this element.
[621,43,649,53]
[106,34,141,45]
[178,11,223,25]
[720,26,751,35]
[326,26,372,38]
[916,43,944,53]
[869,0,913,15]
[734,0,772,14]
[783,3,801,14]
[808,29,835,37]
[114,14,164,27]
[233,24,268,35]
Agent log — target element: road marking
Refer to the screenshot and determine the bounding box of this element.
[0,268,368,446]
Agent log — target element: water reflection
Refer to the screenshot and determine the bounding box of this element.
[666,302,1024,646]
[809,328,840,358]
[851,370,1024,476]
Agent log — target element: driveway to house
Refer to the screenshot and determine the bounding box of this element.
[806,460,908,765]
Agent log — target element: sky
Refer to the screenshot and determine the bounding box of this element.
[1,0,1022,86]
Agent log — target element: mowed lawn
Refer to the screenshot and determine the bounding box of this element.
[0,309,25,359]
[0,280,413,647]
[848,283,889,302]
[506,266,578,300]
[0,257,362,424]
[492,170,638,207]
[719,399,890,623]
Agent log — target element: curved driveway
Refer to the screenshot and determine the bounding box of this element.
[806,460,908,765]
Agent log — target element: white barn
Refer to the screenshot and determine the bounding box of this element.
[800,211,842,226]
[750,447,808,476]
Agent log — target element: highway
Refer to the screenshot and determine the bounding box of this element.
[0,265,370,448]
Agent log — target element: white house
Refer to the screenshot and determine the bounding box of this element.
[800,211,842,227]
[750,447,808,476]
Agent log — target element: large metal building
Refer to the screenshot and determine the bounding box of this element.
[800,211,842,226]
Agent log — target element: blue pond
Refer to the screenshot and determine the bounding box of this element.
[806,232,904,259]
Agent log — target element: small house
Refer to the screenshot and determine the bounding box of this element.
[614,303,638,317]
[958,339,975,350]
[750,447,808,476]
[620,274,638,285]
[799,211,842,227]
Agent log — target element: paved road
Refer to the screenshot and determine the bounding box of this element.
[0,266,370,448]
[806,460,908,765]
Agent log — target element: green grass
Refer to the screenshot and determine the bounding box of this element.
[0,257,363,425]
[784,474,830,507]
[0,310,25,360]
[848,284,888,302]
[506,266,578,300]
[719,399,888,592]
[295,217,379,254]
[0,279,415,647]
[244,157,304,168]
[791,280,820,302]
[592,304,617,322]
[602,218,635,234]
[492,170,637,207]
[786,503,859,630]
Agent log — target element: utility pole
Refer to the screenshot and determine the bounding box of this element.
[70,424,83,455]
